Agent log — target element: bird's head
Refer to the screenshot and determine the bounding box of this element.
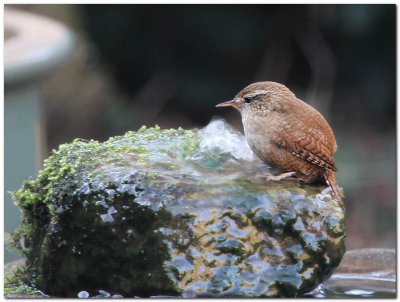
[216,81,296,116]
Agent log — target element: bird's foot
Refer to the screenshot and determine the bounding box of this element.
[264,172,296,181]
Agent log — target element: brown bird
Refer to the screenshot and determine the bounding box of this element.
[216,81,343,206]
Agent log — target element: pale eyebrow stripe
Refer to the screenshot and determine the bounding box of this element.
[244,90,269,98]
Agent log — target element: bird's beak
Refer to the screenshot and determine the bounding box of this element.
[215,99,238,108]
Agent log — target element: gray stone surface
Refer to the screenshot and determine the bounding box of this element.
[8,120,346,297]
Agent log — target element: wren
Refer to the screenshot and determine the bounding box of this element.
[216,81,343,206]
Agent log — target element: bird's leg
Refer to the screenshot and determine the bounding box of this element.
[264,172,296,181]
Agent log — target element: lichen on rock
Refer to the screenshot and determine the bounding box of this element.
[9,119,346,297]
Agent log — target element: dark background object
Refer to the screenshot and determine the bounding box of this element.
[10,4,396,250]
[80,5,395,132]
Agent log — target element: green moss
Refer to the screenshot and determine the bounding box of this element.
[9,125,201,297]
[4,263,45,298]
[8,120,345,298]
[182,138,200,158]
[4,280,43,298]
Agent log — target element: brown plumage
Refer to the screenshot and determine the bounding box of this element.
[216,81,343,206]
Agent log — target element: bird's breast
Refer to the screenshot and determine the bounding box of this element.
[242,114,278,164]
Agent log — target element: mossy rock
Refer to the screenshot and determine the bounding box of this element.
[9,119,346,298]
[4,259,48,298]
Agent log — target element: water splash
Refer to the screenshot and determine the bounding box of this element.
[194,119,255,162]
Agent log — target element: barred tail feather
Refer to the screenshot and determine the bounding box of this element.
[324,170,344,208]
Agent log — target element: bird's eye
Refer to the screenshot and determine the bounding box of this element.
[244,97,252,103]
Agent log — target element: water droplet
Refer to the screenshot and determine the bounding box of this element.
[100,206,118,223]
[158,227,174,236]
[105,189,115,197]
[95,197,108,208]
[100,214,114,223]
[344,289,374,296]
[76,183,91,195]
[77,291,89,298]
[108,206,117,215]
[98,290,111,298]
[117,183,136,194]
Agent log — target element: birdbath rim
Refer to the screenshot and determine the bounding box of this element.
[4,8,74,87]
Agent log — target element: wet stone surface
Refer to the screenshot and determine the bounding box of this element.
[8,119,345,297]
[324,248,396,297]
[306,248,396,298]
[6,249,395,298]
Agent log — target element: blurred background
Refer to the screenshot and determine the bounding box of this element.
[4,4,396,257]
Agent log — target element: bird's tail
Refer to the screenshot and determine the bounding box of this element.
[324,170,344,209]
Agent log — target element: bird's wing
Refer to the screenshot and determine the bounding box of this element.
[274,129,337,172]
